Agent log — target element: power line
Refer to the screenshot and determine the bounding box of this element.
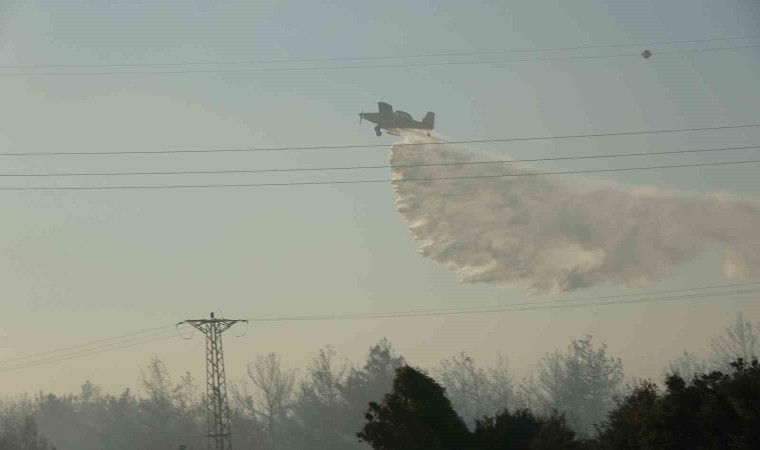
[2,159,759,191]
[0,332,185,374]
[1,289,754,372]
[246,288,760,323]
[2,124,758,157]
[4,34,759,69]
[246,281,760,321]
[2,281,758,374]
[0,324,177,365]
[0,327,188,370]
[2,145,757,178]
[2,44,758,77]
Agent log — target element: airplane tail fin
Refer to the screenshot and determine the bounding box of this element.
[422,112,435,129]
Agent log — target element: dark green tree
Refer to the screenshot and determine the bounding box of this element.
[594,358,760,449]
[473,409,581,450]
[472,409,539,450]
[530,411,584,450]
[592,380,660,449]
[341,339,405,442]
[358,365,470,450]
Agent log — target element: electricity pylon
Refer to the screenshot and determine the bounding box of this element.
[180,313,247,450]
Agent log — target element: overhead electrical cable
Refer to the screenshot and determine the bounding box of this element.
[0,333,185,374]
[2,123,758,157]
[2,45,758,77]
[0,327,189,369]
[3,34,758,69]
[260,282,757,321]
[1,159,759,191]
[0,323,179,365]
[246,288,760,323]
[1,286,754,372]
[248,281,760,320]
[1,145,757,178]
[2,281,758,374]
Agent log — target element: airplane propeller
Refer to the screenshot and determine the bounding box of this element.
[359,111,363,125]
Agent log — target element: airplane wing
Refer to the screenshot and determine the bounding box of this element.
[378,102,393,117]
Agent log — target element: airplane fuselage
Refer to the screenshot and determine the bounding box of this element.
[359,113,432,130]
[359,102,435,136]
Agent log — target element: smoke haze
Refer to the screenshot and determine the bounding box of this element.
[390,133,760,293]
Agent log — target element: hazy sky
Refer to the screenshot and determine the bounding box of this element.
[1,0,759,396]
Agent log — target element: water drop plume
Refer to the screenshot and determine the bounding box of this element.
[390,132,760,293]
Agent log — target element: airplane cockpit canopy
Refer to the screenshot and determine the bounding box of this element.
[394,110,413,120]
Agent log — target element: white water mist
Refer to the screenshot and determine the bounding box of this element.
[390,133,760,292]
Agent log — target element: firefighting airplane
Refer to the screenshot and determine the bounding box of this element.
[359,102,435,136]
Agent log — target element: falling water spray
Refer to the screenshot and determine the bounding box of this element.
[389,133,760,293]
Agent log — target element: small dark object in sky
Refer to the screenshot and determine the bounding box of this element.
[642,50,652,59]
[359,102,435,137]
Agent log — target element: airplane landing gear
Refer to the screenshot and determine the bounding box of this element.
[375,126,382,137]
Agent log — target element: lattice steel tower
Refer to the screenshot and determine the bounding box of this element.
[180,313,247,450]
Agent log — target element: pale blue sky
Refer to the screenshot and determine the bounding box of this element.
[1,0,759,394]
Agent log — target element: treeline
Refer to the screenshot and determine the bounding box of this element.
[359,358,760,449]
[0,314,757,450]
